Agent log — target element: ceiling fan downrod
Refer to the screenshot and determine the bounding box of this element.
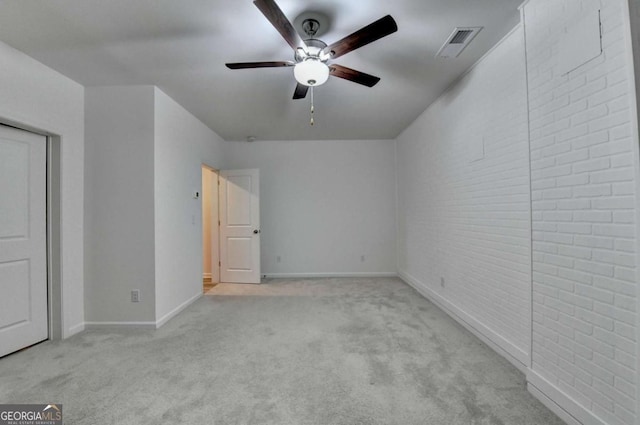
[310,86,315,126]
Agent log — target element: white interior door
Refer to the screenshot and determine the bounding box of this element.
[0,125,47,357]
[219,169,260,283]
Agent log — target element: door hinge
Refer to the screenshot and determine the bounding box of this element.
[219,261,221,267]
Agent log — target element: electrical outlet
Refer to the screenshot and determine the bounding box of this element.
[440,277,445,288]
[276,256,281,263]
[131,290,140,303]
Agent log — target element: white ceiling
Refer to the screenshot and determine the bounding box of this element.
[0,0,522,141]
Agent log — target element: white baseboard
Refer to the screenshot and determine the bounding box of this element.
[398,270,529,373]
[83,293,203,330]
[263,272,398,279]
[84,321,156,329]
[527,370,606,425]
[399,270,606,425]
[155,292,202,329]
[527,385,580,425]
[66,322,85,337]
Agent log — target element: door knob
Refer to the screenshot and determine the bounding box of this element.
[253,229,261,234]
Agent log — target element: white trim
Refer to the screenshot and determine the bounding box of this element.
[620,2,640,423]
[397,23,523,141]
[518,0,531,11]
[527,384,581,425]
[398,270,529,373]
[47,135,65,341]
[527,370,606,425]
[155,292,202,328]
[263,272,398,279]
[73,293,203,330]
[441,23,524,96]
[394,138,401,279]
[520,4,534,371]
[84,321,157,329]
[67,322,85,336]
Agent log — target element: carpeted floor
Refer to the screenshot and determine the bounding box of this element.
[0,277,563,424]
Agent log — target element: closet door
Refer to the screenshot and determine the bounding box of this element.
[0,125,48,357]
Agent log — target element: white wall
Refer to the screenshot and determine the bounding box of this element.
[85,86,226,326]
[523,1,639,424]
[85,86,156,323]
[154,88,226,324]
[222,139,397,277]
[396,26,532,367]
[0,40,85,337]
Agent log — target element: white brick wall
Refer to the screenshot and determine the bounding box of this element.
[523,0,639,424]
[397,1,640,423]
[396,27,532,366]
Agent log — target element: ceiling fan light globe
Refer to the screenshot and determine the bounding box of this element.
[294,59,329,87]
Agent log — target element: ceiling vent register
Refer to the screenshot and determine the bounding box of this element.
[436,27,482,58]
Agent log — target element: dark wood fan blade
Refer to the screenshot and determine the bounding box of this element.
[329,64,381,87]
[323,15,397,59]
[253,0,305,51]
[293,83,309,99]
[226,61,294,69]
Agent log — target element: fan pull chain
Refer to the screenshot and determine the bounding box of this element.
[310,86,315,126]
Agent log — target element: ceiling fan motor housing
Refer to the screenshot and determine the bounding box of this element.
[295,38,328,63]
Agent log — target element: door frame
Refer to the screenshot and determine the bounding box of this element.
[201,164,220,285]
[47,135,62,340]
[1,120,63,342]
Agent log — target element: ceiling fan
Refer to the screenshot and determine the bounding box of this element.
[226,0,398,100]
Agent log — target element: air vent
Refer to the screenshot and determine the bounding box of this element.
[450,30,474,44]
[436,27,483,58]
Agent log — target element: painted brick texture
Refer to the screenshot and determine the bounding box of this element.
[396,27,532,364]
[523,0,638,424]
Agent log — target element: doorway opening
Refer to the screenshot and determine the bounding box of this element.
[202,165,220,293]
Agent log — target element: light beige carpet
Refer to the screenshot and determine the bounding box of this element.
[0,277,563,424]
